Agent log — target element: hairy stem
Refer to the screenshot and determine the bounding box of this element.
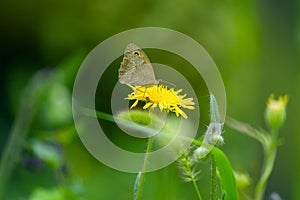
[211,154,218,200]
[254,129,278,200]
[134,137,154,200]
[192,178,202,200]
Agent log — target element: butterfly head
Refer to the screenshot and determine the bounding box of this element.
[125,43,150,64]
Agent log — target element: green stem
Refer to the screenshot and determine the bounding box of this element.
[254,129,278,200]
[211,154,218,200]
[134,137,154,200]
[0,103,35,197]
[0,70,55,198]
[192,178,203,200]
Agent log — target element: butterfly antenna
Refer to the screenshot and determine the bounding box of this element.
[157,79,176,88]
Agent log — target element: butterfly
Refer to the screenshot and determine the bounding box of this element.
[118,43,158,86]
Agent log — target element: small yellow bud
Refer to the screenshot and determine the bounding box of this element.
[265,94,288,130]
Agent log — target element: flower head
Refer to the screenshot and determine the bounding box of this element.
[126,84,195,119]
[265,94,289,129]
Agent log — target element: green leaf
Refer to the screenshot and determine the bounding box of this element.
[133,171,141,200]
[225,117,269,146]
[211,147,237,200]
[40,83,73,128]
[31,140,62,169]
[29,186,84,200]
[29,187,63,200]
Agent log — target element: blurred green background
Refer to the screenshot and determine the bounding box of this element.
[0,0,299,199]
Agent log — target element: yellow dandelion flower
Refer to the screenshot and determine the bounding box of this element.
[126,84,195,119]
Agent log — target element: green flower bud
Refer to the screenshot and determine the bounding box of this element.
[194,146,210,161]
[234,171,251,190]
[265,94,288,130]
[210,134,224,146]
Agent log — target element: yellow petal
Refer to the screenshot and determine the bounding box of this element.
[130,99,139,109]
[143,102,153,109]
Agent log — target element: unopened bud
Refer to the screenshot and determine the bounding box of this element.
[265,94,288,130]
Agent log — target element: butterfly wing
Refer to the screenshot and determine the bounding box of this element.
[126,63,158,86]
[118,55,136,84]
[119,43,158,86]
